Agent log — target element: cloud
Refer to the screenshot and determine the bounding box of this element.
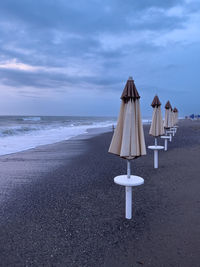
[0,0,200,115]
[0,58,41,72]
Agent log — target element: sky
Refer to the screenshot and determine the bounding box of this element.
[0,0,200,117]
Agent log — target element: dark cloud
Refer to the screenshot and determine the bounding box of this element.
[0,67,123,92]
[0,0,189,40]
[0,0,199,116]
[0,68,61,89]
[0,0,190,65]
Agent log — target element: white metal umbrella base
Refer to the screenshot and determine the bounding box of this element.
[174,126,178,133]
[165,131,173,141]
[148,145,164,168]
[161,135,171,151]
[166,130,173,134]
[114,175,144,220]
[173,126,178,133]
[170,128,176,136]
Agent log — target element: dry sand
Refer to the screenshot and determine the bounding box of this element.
[0,120,199,266]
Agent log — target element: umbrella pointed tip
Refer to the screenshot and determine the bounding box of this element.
[151,95,161,107]
[121,77,140,102]
[165,100,172,109]
[128,76,133,80]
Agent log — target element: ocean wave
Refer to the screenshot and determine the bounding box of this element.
[0,115,151,156]
[0,126,39,137]
[0,121,115,155]
[143,119,152,124]
[22,117,41,121]
[0,124,114,155]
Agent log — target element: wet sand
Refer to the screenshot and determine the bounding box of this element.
[0,120,200,266]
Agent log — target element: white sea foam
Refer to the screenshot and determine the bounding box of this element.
[0,116,151,156]
[22,117,41,121]
[142,119,151,124]
[0,121,114,156]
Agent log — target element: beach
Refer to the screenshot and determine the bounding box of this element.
[0,119,200,266]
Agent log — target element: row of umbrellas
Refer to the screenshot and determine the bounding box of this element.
[148,96,178,169]
[150,97,178,138]
[163,101,178,130]
[109,77,179,159]
[108,77,179,219]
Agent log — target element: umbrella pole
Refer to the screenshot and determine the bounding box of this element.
[164,138,168,151]
[126,160,132,219]
[154,138,158,168]
[127,159,131,178]
[155,137,157,146]
[154,150,158,168]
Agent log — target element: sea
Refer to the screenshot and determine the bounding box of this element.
[0,116,151,156]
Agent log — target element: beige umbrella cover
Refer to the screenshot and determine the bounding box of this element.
[109,77,146,159]
[149,95,164,137]
[172,109,175,127]
[164,101,173,128]
[173,107,178,125]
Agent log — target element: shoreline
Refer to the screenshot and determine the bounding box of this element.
[0,119,152,157]
[0,125,117,207]
[0,119,199,266]
[0,125,114,157]
[0,125,115,206]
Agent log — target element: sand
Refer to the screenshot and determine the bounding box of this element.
[0,120,199,266]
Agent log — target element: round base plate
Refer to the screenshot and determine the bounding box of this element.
[148,145,164,150]
[114,175,144,187]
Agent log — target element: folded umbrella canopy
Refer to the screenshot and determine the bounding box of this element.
[173,107,178,125]
[149,95,164,138]
[164,100,173,129]
[109,77,146,158]
[171,108,175,127]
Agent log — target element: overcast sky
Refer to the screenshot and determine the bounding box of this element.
[0,0,199,117]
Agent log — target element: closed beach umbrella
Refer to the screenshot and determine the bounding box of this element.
[173,107,178,125]
[109,77,146,219]
[109,77,146,158]
[170,108,174,127]
[171,107,178,136]
[164,100,173,129]
[149,95,164,141]
[148,95,164,168]
[171,107,174,127]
